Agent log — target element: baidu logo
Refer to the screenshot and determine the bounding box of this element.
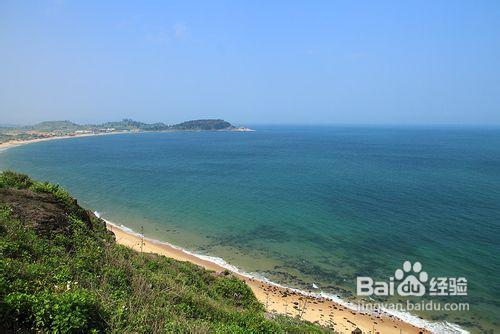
[395,261,428,296]
[357,261,467,297]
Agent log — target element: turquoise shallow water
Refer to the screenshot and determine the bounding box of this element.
[1,126,499,332]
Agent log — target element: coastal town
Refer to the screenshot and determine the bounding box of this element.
[0,119,253,146]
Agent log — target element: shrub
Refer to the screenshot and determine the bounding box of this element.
[212,276,262,311]
[0,172,332,333]
[0,171,33,189]
[4,290,104,332]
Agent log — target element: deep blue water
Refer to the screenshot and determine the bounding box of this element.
[1,126,499,332]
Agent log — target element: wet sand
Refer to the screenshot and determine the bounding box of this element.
[107,222,429,334]
[0,132,430,333]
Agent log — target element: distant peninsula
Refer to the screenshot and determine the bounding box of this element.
[0,119,253,145]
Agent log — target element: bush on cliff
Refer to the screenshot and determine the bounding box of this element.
[0,171,330,333]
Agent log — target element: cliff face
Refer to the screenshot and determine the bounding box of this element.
[0,187,97,237]
[0,171,327,333]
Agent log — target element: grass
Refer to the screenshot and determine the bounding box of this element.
[0,171,333,333]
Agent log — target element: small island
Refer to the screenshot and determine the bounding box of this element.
[0,119,253,146]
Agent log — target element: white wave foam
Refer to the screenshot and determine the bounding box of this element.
[309,289,469,333]
[99,214,468,334]
[0,143,23,153]
[378,306,468,334]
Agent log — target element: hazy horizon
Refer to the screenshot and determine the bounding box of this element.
[4,119,500,128]
[1,1,499,125]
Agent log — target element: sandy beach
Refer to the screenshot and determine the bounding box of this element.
[0,131,129,151]
[0,128,250,152]
[0,132,433,333]
[106,222,428,334]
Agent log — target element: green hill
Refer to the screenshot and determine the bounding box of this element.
[98,119,170,131]
[171,119,234,130]
[98,119,235,131]
[0,171,329,333]
[0,120,240,143]
[29,121,83,132]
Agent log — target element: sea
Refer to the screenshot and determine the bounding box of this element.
[1,125,499,333]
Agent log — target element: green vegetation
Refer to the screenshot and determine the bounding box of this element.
[0,171,330,333]
[29,121,82,132]
[0,119,240,144]
[98,119,171,131]
[96,118,234,131]
[171,119,234,131]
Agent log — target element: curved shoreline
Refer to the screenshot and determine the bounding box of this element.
[0,131,131,152]
[102,216,466,334]
[0,127,254,152]
[1,134,466,333]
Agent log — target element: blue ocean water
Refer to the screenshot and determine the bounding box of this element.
[1,126,499,332]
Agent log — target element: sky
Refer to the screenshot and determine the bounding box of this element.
[0,1,499,125]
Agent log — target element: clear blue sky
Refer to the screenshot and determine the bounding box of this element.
[1,1,499,125]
